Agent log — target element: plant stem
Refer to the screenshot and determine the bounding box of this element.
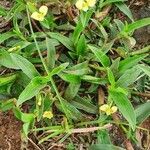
[26,6,68,119]
[130,45,150,55]
[89,64,106,71]
[26,6,49,75]
[50,77,69,119]
[38,130,64,144]
[132,91,150,99]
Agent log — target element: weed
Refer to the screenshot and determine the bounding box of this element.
[0,0,150,149]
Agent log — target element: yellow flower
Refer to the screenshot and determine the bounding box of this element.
[43,111,53,119]
[31,5,48,21]
[75,0,96,11]
[86,0,96,7]
[39,6,48,16]
[100,104,117,116]
[82,2,89,11]
[76,0,85,10]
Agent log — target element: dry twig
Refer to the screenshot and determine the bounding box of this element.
[71,124,112,133]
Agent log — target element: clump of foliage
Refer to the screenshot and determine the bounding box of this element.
[0,0,150,149]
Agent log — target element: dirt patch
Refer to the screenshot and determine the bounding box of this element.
[132,0,150,44]
[140,117,150,148]
[0,111,22,150]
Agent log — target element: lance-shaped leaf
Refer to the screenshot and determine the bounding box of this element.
[124,17,150,34]
[135,101,150,124]
[17,76,48,106]
[109,88,136,130]
[138,64,150,77]
[10,53,40,79]
[116,65,143,88]
[88,45,110,67]
[89,144,125,150]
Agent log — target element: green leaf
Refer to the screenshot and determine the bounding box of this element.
[130,45,150,55]
[0,99,15,112]
[114,19,125,31]
[81,75,108,85]
[50,63,69,76]
[48,32,74,51]
[135,101,150,124]
[124,17,150,34]
[23,122,30,137]
[72,21,84,45]
[12,41,31,50]
[95,20,108,41]
[0,6,7,16]
[55,100,84,120]
[76,34,87,56]
[36,93,44,122]
[115,3,133,21]
[64,61,89,75]
[0,32,16,44]
[27,1,36,12]
[118,54,147,74]
[40,15,55,29]
[102,40,115,54]
[88,45,110,67]
[64,83,81,100]
[107,68,115,87]
[13,107,34,136]
[110,57,120,75]
[116,65,143,88]
[70,96,98,114]
[22,113,34,124]
[89,144,125,150]
[38,131,63,144]
[0,50,20,69]
[0,74,17,86]
[17,76,48,106]
[109,88,136,130]
[14,107,34,123]
[80,10,93,27]
[46,37,56,70]
[44,95,54,111]
[97,130,111,144]
[72,10,93,44]
[10,53,40,79]
[59,73,81,83]
[100,0,126,8]
[138,64,150,77]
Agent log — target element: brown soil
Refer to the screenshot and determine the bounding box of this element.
[132,0,150,44]
[0,111,22,150]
